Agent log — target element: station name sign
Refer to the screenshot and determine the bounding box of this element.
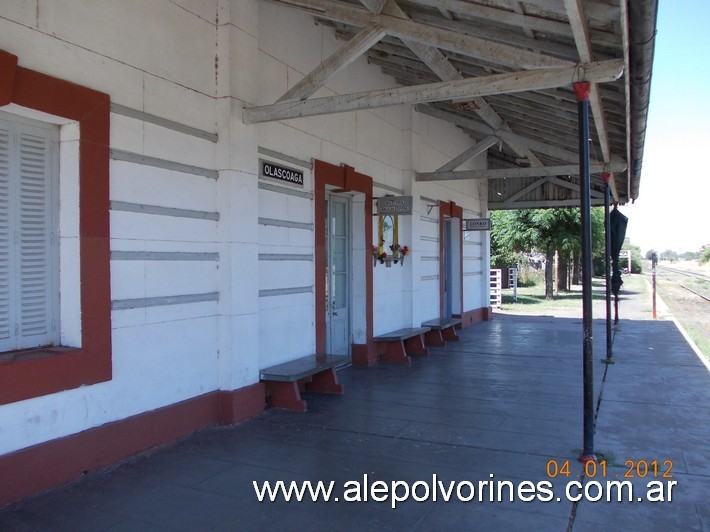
[377,196,413,215]
[464,218,491,231]
[260,159,304,186]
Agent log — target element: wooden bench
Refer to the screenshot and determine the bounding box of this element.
[421,317,462,347]
[374,327,431,364]
[260,354,350,412]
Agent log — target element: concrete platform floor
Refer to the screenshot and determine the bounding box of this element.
[1,282,708,530]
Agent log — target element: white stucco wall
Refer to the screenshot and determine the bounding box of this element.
[0,0,489,456]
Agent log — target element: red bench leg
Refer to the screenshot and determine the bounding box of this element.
[441,325,459,342]
[425,329,446,347]
[265,381,307,412]
[379,340,411,364]
[305,368,344,394]
[404,334,429,356]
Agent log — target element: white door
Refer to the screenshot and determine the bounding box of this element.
[325,195,350,355]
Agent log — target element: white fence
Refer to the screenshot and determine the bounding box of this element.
[490,269,502,308]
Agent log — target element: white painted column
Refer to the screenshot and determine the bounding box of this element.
[216,0,261,390]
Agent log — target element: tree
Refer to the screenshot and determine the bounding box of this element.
[492,209,577,299]
[660,249,678,262]
[491,207,607,299]
[701,246,710,265]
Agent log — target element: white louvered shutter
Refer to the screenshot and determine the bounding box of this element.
[0,125,11,348]
[0,115,58,352]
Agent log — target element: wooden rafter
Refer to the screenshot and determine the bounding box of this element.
[489,198,608,210]
[416,162,627,182]
[379,0,542,165]
[277,27,386,102]
[266,0,570,69]
[417,104,610,166]
[436,136,499,172]
[357,0,387,14]
[243,59,623,124]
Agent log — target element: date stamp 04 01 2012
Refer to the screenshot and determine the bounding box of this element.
[546,459,674,480]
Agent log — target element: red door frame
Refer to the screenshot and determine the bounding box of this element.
[439,201,464,319]
[314,160,375,366]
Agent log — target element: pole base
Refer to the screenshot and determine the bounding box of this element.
[578,453,598,464]
[601,358,615,365]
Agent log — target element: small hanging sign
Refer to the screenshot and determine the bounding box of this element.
[376,196,413,215]
[464,218,491,231]
[260,159,304,186]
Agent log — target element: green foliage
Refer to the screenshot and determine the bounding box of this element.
[490,207,607,297]
[621,244,643,274]
[680,251,700,261]
[660,249,678,262]
[491,208,605,260]
[517,265,542,287]
[700,247,710,265]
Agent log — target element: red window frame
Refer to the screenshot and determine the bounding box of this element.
[0,49,112,405]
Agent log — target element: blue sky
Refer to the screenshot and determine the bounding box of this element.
[619,0,710,254]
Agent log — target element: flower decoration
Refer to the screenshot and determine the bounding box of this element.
[372,245,388,264]
[389,243,409,265]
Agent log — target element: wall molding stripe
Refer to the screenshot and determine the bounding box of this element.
[258,253,313,261]
[110,149,219,180]
[111,201,219,221]
[111,251,219,261]
[258,217,313,231]
[258,286,313,297]
[111,292,219,310]
[373,181,404,195]
[111,103,218,142]
[258,181,313,200]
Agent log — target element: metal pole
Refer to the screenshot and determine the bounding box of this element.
[652,267,657,319]
[574,82,596,463]
[652,251,658,319]
[603,174,613,363]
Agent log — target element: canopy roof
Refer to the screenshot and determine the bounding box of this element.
[247,0,658,209]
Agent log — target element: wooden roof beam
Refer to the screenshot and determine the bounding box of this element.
[489,198,608,210]
[416,162,627,182]
[243,59,623,124]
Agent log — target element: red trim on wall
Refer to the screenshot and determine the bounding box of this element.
[0,385,265,507]
[314,160,374,365]
[0,50,18,106]
[0,51,113,405]
[218,383,265,424]
[456,307,492,328]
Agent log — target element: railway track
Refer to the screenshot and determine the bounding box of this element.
[655,265,710,302]
[648,264,709,358]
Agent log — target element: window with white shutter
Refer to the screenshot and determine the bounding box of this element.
[0,114,59,353]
